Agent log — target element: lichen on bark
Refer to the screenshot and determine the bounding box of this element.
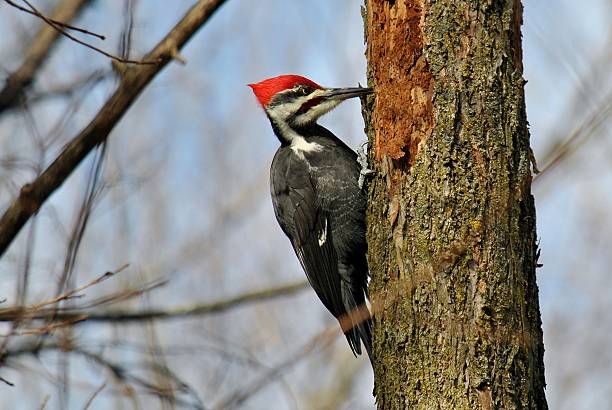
[362,0,547,408]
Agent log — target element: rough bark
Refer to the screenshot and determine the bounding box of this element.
[362,0,547,409]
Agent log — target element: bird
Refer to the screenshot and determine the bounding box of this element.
[248,74,374,360]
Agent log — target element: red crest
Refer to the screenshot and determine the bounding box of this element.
[248,75,322,107]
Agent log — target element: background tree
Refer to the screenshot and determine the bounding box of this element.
[362,0,547,408]
[0,0,610,409]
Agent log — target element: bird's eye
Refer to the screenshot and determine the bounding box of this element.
[299,86,309,95]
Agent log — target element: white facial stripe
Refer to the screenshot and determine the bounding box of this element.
[266,94,310,123]
[266,101,304,144]
[266,94,323,157]
[266,88,330,125]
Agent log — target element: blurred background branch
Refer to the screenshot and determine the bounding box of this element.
[0,0,228,259]
[0,0,94,114]
[0,280,308,323]
[0,0,610,409]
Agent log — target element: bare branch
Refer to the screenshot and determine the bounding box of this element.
[0,0,94,113]
[118,0,137,59]
[26,69,111,105]
[56,142,109,297]
[3,0,104,39]
[0,375,14,386]
[0,0,229,258]
[0,280,308,323]
[40,264,129,308]
[213,326,338,409]
[81,382,106,410]
[3,342,207,409]
[534,92,612,183]
[39,395,50,410]
[19,0,158,66]
[0,265,123,347]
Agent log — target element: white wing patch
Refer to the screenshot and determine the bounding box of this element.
[318,218,328,247]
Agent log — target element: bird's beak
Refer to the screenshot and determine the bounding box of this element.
[320,86,373,101]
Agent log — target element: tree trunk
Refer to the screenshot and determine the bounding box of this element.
[362,0,547,408]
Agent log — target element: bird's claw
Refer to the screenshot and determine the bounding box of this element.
[358,169,375,190]
[357,141,375,190]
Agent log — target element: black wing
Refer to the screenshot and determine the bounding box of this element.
[270,148,345,319]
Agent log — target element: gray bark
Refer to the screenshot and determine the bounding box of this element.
[362,0,547,408]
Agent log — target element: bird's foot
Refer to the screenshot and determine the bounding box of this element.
[357,141,375,190]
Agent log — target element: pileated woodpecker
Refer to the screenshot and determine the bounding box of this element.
[248,75,373,359]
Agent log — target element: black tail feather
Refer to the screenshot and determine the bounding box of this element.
[340,275,373,364]
[342,311,373,364]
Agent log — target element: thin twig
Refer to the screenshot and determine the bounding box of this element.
[81,381,106,410]
[118,0,137,59]
[56,142,109,297]
[27,70,111,105]
[39,395,50,410]
[0,375,14,386]
[0,0,229,258]
[2,316,88,336]
[40,263,129,308]
[213,326,338,409]
[534,93,612,183]
[3,343,207,409]
[0,0,94,113]
[0,280,308,323]
[4,0,105,39]
[19,0,158,65]
[0,264,125,358]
